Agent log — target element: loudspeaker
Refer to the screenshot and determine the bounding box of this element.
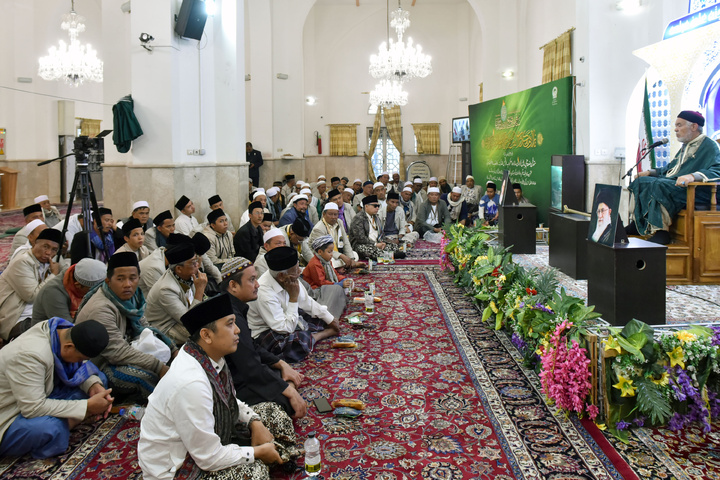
[498,204,536,254]
[549,212,590,279]
[175,0,207,41]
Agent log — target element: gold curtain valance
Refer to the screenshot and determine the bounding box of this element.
[412,123,441,155]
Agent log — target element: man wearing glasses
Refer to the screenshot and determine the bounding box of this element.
[348,195,405,261]
[146,243,208,345]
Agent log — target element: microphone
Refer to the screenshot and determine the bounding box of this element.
[647,138,669,149]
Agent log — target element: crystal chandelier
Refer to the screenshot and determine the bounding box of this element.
[368,0,432,107]
[38,1,103,87]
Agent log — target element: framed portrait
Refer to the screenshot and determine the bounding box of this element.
[588,184,622,247]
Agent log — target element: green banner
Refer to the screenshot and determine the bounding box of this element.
[469,77,574,224]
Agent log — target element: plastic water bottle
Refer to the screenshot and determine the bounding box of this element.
[119,405,145,421]
[304,432,322,476]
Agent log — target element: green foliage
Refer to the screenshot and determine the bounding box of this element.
[634,377,672,425]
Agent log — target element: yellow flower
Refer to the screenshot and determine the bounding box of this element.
[651,372,670,386]
[667,346,685,369]
[675,331,697,344]
[595,423,607,431]
[613,375,637,397]
[474,255,488,266]
[604,336,622,355]
[472,276,482,286]
[490,301,498,314]
[498,275,507,283]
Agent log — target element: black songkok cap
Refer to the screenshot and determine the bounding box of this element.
[327,189,341,200]
[285,174,295,181]
[512,183,522,190]
[108,251,139,270]
[677,110,705,127]
[153,210,173,226]
[207,208,226,224]
[175,195,190,211]
[122,218,143,236]
[331,177,341,183]
[387,191,400,201]
[362,195,378,206]
[192,233,211,256]
[167,233,193,247]
[71,320,109,358]
[486,182,497,190]
[165,243,196,264]
[263,212,273,222]
[363,180,374,187]
[23,204,42,217]
[93,208,113,223]
[291,218,310,237]
[37,228,63,245]
[181,293,234,336]
[248,201,263,213]
[265,246,299,271]
[208,195,222,206]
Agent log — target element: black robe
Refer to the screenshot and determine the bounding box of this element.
[224,295,293,415]
[233,221,263,262]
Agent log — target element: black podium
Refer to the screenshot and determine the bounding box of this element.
[499,204,536,254]
[549,212,590,279]
[587,238,667,326]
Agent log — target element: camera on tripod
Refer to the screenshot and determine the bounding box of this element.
[73,132,110,173]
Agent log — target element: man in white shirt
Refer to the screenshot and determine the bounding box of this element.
[247,246,339,363]
[174,195,204,236]
[34,195,63,228]
[138,294,284,480]
[11,204,45,256]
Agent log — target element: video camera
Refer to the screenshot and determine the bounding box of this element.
[73,129,112,172]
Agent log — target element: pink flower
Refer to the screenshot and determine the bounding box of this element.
[586,404,599,420]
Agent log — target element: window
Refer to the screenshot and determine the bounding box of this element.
[368,127,401,176]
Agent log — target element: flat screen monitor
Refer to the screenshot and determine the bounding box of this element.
[452,117,470,143]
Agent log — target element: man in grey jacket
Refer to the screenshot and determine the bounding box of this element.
[0,319,112,459]
[415,187,450,237]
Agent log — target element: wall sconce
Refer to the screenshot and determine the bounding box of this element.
[139,33,154,52]
[502,70,514,79]
[306,96,317,106]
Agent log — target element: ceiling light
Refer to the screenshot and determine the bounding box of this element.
[502,70,515,79]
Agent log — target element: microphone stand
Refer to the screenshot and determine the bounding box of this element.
[622,147,654,181]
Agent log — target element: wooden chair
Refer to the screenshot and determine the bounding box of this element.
[667,182,720,284]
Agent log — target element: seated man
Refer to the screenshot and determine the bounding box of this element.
[9,218,47,263]
[309,202,362,269]
[412,177,427,209]
[221,258,307,419]
[116,201,152,234]
[234,201,264,262]
[114,218,150,260]
[70,208,116,264]
[278,194,313,228]
[460,175,483,211]
[0,229,62,342]
[442,186,469,226]
[327,188,355,232]
[174,195,204,236]
[208,194,236,234]
[32,258,107,323]
[261,213,274,234]
[380,191,420,244]
[35,195,63,228]
[439,176,452,194]
[146,243,207,345]
[144,210,175,252]
[513,183,530,204]
[479,181,499,226]
[139,294,289,480]
[0,318,113,459]
[240,190,269,227]
[202,209,235,268]
[76,252,174,400]
[280,218,314,267]
[254,228,288,278]
[399,186,418,228]
[280,174,296,202]
[266,187,282,223]
[353,181,374,212]
[628,110,720,244]
[416,187,450,238]
[428,177,439,189]
[373,182,388,208]
[302,235,353,305]
[11,204,45,255]
[349,195,402,260]
[247,247,339,363]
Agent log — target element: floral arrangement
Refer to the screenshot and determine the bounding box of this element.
[442,224,720,440]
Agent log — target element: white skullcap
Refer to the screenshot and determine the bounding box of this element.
[287,192,298,201]
[256,188,265,193]
[403,186,413,193]
[22,218,46,235]
[380,171,389,177]
[466,175,475,180]
[428,187,441,194]
[266,187,280,197]
[293,194,309,203]
[253,190,267,200]
[300,188,312,195]
[34,195,49,203]
[316,180,326,186]
[263,228,285,243]
[297,181,307,187]
[451,186,463,194]
[323,202,339,212]
[373,182,384,189]
[132,201,149,210]
[413,178,423,184]
[429,177,438,182]
[317,175,326,180]
[405,181,413,187]
[353,178,362,184]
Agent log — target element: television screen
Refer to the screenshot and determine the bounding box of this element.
[452,117,470,143]
[550,165,563,211]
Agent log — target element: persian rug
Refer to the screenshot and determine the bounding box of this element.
[512,246,720,324]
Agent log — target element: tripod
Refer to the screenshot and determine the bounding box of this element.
[37,150,108,262]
